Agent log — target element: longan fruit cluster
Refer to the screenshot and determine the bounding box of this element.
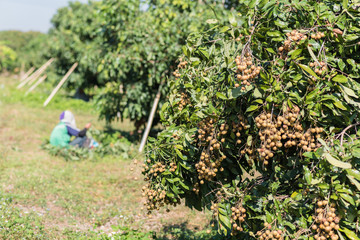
[210,202,219,216]
[172,69,181,78]
[256,226,284,240]
[256,112,285,165]
[240,146,256,165]
[177,60,188,69]
[177,92,190,111]
[279,30,307,52]
[142,160,178,179]
[312,200,340,240]
[192,182,200,194]
[142,184,181,214]
[142,161,166,177]
[195,152,225,183]
[311,32,326,40]
[230,205,247,232]
[287,30,307,42]
[309,61,327,76]
[198,118,228,152]
[231,118,247,145]
[172,58,188,78]
[255,107,323,165]
[142,185,167,213]
[197,118,216,144]
[142,160,151,180]
[169,162,177,172]
[235,52,261,89]
[297,127,323,152]
[172,131,180,140]
[217,122,230,144]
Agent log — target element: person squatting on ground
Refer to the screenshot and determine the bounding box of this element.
[50,110,91,148]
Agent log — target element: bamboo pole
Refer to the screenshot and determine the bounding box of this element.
[138,82,163,153]
[17,58,54,89]
[19,67,35,82]
[43,62,78,107]
[25,75,47,96]
[26,58,54,86]
[17,61,48,89]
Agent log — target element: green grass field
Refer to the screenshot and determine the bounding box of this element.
[0,76,218,239]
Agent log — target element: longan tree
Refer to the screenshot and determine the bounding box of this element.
[144,0,360,239]
[48,0,104,89]
[47,0,227,130]
[94,0,227,127]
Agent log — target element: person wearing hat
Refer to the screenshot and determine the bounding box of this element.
[50,110,91,148]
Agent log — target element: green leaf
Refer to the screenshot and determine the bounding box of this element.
[175,149,185,160]
[338,59,346,71]
[206,19,218,24]
[347,175,360,191]
[229,12,237,27]
[283,221,296,230]
[216,92,228,100]
[274,19,288,28]
[219,26,230,33]
[182,46,190,58]
[166,177,180,183]
[218,206,227,216]
[178,180,190,191]
[342,0,349,9]
[266,48,276,54]
[341,228,360,240]
[246,105,259,113]
[345,34,359,42]
[318,138,330,152]
[324,153,352,169]
[307,46,320,64]
[341,85,358,98]
[304,166,312,185]
[298,64,319,79]
[333,101,347,110]
[265,211,273,223]
[289,49,302,59]
[199,49,209,60]
[352,148,360,158]
[332,75,348,83]
[253,88,262,98]
[311,178,322,185]
[346,169,360,181]
[247,135,253,147]
[218,213,231,235]
[338,231,346,240]
[266,31,282,37]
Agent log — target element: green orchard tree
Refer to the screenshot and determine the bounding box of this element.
[94,0,227,129]
[48,0,104,89]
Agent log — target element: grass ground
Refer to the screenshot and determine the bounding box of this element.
[0,76,217,239]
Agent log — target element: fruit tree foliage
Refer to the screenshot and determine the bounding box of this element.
[48,1,104,89]
[0,44,17,72]
[144,0,360,239]
[47,0,227,128]
[94,0,227,125]
[0,31,46,71]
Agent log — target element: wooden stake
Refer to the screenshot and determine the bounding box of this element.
[26,58,54,86]
[20,67,35,82]
[43,62,78,107]
[139,82,163,153]
[25,75,47,96]
[17,58,54,89]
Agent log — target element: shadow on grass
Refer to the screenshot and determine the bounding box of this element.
[100,125,163,144]
[153,222,225,240]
